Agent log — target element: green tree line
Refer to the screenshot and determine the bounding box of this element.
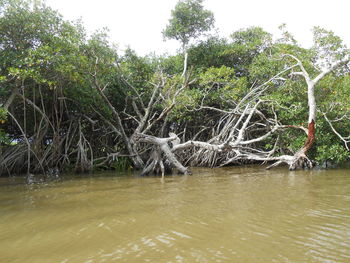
[0,0,349,176]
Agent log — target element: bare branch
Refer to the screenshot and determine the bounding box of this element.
[323,113,350,150]
[313,56,350,84]
[282,54,311,82]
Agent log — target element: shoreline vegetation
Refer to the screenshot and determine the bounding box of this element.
[0,0,349,178]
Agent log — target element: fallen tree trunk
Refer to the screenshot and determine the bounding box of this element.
[134,133,190,175]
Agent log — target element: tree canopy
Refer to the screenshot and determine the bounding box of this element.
[162,0,215,48]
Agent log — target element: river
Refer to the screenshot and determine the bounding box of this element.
[0,166,350,263]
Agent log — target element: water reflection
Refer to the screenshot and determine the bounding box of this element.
[0,167,350,262]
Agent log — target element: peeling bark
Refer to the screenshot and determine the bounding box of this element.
[304,120,316,153]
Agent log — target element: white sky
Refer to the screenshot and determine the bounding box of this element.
[46,0,350,56]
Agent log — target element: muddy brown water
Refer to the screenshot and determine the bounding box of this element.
[0,166,350,263]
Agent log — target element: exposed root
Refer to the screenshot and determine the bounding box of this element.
[140,148,172,177]
[289,154,314,170]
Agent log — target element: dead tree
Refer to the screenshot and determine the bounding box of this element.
[135,54,350,173]
[91,58,191,174]
[133,71,286,173]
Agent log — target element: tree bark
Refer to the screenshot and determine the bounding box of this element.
[181,45,188,77]
[303,120,316,153]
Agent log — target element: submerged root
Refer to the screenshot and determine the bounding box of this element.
[289,154,314,170]
[140,148,173,177]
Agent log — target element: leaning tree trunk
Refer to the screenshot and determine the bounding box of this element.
[289,81,316,170]
[286,54,350,170]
